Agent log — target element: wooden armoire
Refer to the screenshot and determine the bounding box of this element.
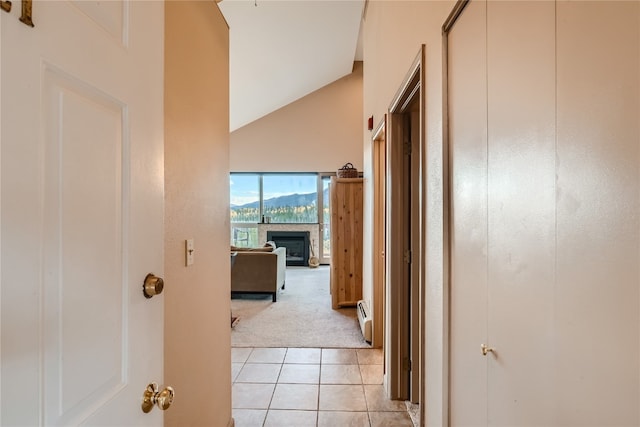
[330,177,363,309]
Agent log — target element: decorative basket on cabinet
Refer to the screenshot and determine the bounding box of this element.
[337,162,358,178]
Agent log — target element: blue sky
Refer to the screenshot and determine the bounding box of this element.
[229,174,318,206]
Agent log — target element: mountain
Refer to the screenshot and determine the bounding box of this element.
[231,188,329,210]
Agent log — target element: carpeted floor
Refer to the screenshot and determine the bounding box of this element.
[231,266,370,348]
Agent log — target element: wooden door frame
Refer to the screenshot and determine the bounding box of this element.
[385,46,426,408]
[371,116,387,349]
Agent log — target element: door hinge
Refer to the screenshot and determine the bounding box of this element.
[403,249,412,264]
[403,140,412,156]
[403,357,412,371]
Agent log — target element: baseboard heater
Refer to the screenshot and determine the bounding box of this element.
[357,300,372,343]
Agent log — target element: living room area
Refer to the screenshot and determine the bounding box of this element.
[228,50,367,335]
[228,171,369,346]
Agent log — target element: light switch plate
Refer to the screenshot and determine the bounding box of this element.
[185,239,194,266]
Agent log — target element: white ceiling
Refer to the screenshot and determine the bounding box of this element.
[219,0,365,131]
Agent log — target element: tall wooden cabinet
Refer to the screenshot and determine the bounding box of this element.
[330,177,363,309]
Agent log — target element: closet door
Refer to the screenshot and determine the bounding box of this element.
[485,1,556,424]
[449,0,640,424]
[448,0,488,424]
[449,1,555,424]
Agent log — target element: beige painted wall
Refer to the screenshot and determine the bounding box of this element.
[361,2,455,425]
[230,62,364,172]
[164,2,231,426]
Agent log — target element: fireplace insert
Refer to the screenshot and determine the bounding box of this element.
[266,231,310,266]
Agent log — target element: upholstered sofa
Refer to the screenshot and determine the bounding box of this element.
[230,246,286,302]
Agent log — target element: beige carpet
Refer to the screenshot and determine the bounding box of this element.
[231,266,370,348]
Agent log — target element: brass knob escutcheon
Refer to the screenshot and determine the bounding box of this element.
[143,273,164,298]
[142,382,175,413]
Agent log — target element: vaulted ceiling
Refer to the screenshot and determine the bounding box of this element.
[219,0,365,131]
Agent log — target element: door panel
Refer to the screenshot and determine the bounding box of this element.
[448,0,488,424]
[43,69,127,424]
[1,1,164,425]
[486,2,556,424]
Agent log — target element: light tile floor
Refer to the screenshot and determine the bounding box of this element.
[232,347,414,427]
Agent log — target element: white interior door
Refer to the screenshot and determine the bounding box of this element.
[448,1,488,423]
[1,1,165,425]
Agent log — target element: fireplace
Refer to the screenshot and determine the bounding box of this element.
[267,231,310,267]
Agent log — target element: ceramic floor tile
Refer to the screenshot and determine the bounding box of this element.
[368,411,414,427]
[232,362,244,383]
[232,347,253,363]
[247,347,287,364]
[321,348,358,364]
[232,409,267,427]
[317,411,371,427]
[232,383,275,409]
[264,410,318,427]
[320,364,362,384]
[279,364,320,384]
[236,363,282,383]
[356,348,383,365]
[364,385,407,412]
[284,347,322,364]
[270,383,319,411]
[359,364,383,385]
[318,384,367,411]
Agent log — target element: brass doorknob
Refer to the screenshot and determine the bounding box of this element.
[143,273,164,298]
[141,382,175,413]
[481,343,494,356]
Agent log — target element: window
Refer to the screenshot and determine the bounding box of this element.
[229,174,260,223]
[229,173,326,247]
[262,174,317,223]
[230,174,260,247]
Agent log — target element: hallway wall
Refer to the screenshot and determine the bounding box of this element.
[361,3,455,424]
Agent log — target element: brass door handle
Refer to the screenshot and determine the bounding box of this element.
[481,343,494,356]
[142,382,175,413]
[143,273,164,298]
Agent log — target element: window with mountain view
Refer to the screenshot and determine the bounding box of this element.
[262,174,317,223]
[230,174,260,223]
[230,173,321,247]
[230,174,260,247]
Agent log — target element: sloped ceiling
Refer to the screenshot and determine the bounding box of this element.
[219,0,365,131]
